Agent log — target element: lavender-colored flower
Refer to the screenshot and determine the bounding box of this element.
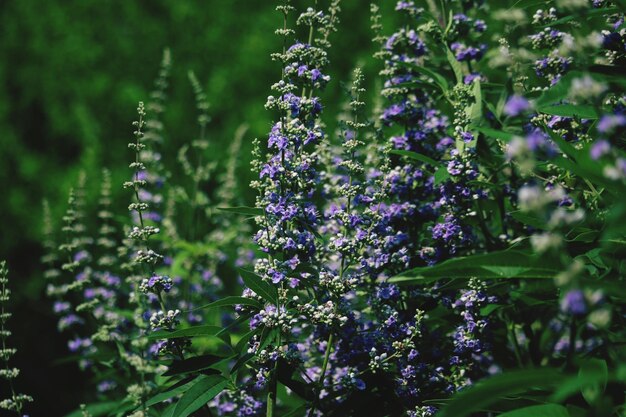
[561,289,587,316]
[590,139,611,159]
[597,114,626,134]
[504,95,530,117]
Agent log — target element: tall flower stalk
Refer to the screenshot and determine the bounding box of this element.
[125,102,186,359]
[246,1,341,415]
[0,262,33,416]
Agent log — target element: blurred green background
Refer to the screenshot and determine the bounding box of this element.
[0,0,391,414]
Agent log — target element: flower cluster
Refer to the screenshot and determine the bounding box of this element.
[32,1,626,417]
[0,262,33,416]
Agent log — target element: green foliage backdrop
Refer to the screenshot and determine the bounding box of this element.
[0,1,387,414]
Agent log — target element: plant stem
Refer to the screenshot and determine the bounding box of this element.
[308,332,334,417]
[266,358,279,417]
[319,332,334,386]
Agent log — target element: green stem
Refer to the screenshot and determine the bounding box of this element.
[319,332,334,385]
[266,359,279,417]
[308,332,334,417]
[508,321,524,368]
[565,318,577,371]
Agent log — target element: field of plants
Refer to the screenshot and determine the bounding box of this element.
[1,0,626,416]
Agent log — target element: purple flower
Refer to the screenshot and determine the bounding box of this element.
[590,139,611,159]
[311,68,322,81]
[504,95,530,117]
[561,289,587,316]
[597,114,626,134]
[464,73,482,84]
[460,131,474,143]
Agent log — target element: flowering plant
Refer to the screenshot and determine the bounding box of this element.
[19,0,626,416]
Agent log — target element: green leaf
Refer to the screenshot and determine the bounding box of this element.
[542,7,618,27]
[535,73,576,108]
[63,402,119,417]
[541,125,578,161]
[389,250,562,285]
[231,352,255,374]
[567,229,600,243]
[538,104,599,119]
[172,375,229,417]
[615,0,626,12]
[235,329,258,353]
[391,79,441,92]
[258,327,279,353]
[163,354,227,377]
[480,304,502,316]
[217,206,263,216]
[499,404,570,417]
[395,60,450,92]
[509,210,547,230]
[389,149,441,166]
[110,400,137,417]
[192,296,262,312]
[146,376,200,407]
[283,404,308,417]
[467,79,483,124]
[473,126,517,142]
[589,64,626,86]
[551,360,608,403]
[161,402,177,417]
[551,156,620,196]
[579,359,608,405]
[436,368,567,417]
[434,166,451,185]
[446,47,463,85]
[414,65,450,93]
[149,325,222,340]
[238,268,277,303]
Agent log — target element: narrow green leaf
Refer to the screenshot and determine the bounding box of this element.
[446,47,463,85]
[163,354,226,377]
[509,210,547,230]
[63,402,119,417]
[145,376,199,407]
[542,7,618,27]
[283,404,308,417]
[551,360,609,403]
[436,369,567,417]
[192,296,262,312]
[149,325,222,340]
[235,329,258,353]
[231,352,255,374]
[551,156,620,196]
[258,327,279,353]
[389,149,441,167]
[389,250,562,285]
[535,74,575,108]
[467,79,483,124]
[238,268,277,303]
[567,230,599,243]
[579,359,608,405]
[499,404,570,417]
[391,79,441,92]
[218,206,264,216]
[542,125,578,160]
[434,166,451,185]
[538,104,599,119]
[473,126,516,142]
[161,402,177,417]
[479,304,502,316]
[589,64,626,86]
[172,375,229,417]
[395,60,450,92]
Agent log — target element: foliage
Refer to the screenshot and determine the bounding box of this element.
[2,0,626,417]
